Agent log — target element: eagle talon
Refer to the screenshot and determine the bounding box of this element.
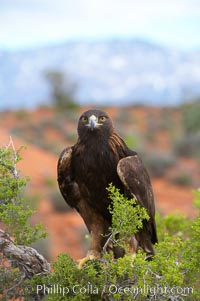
[77,251,100,269]
[77,256,90,269]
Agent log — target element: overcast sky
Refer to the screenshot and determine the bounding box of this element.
[0,0,200,51]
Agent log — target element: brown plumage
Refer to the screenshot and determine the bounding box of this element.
[57,109,157,264]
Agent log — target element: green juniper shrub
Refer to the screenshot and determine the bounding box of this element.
[107,184,149,251]
[33,185,200,301]
[0,141,46,300]
[0,145,46,245]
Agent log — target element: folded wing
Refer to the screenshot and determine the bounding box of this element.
[117,155,158,245]
[57,146,81,208]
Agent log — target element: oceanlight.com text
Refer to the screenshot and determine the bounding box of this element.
[36,283,193,297]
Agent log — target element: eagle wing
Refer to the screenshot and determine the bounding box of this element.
[117,154,157,244]
[57,146,80,208]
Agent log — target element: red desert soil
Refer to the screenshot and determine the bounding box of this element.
[0,124,196,260]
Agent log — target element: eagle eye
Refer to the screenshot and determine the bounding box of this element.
[99,116,106,123]
[81,116,88,122]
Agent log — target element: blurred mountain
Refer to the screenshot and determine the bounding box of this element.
[1,39,200,110]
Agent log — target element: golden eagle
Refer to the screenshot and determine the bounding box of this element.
[57,109,157,267]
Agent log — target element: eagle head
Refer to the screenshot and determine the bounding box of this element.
[77,109,113,141]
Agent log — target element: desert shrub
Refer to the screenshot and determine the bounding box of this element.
[155,211,190,241]
[193,189,200,210]
[0,139,47,300]
[173,99,200,159]
[10,114,78,155]
[0,143,45,245]
[173,133,200,158]
[182,99,200,134]
[145,108,177,134]
[143,152,176,177]
[14,109,29,120]
[31,186,200,301]
[107,184,149,250]
[169,172,193,187]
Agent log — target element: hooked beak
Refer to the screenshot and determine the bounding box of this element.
[87,115,102,131]
[89,115,97,130]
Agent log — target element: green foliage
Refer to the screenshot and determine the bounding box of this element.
[33,184,200,301]
[124,134,139,149]
[33,254,104,301]
[182,99,200,134]
[14,109,29,120]
[193,189,200,210]
[173,99,200,159]
[107,184,149,249]
[0,141,47,300]
[156,211,190,241]
[0,144,46,245]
